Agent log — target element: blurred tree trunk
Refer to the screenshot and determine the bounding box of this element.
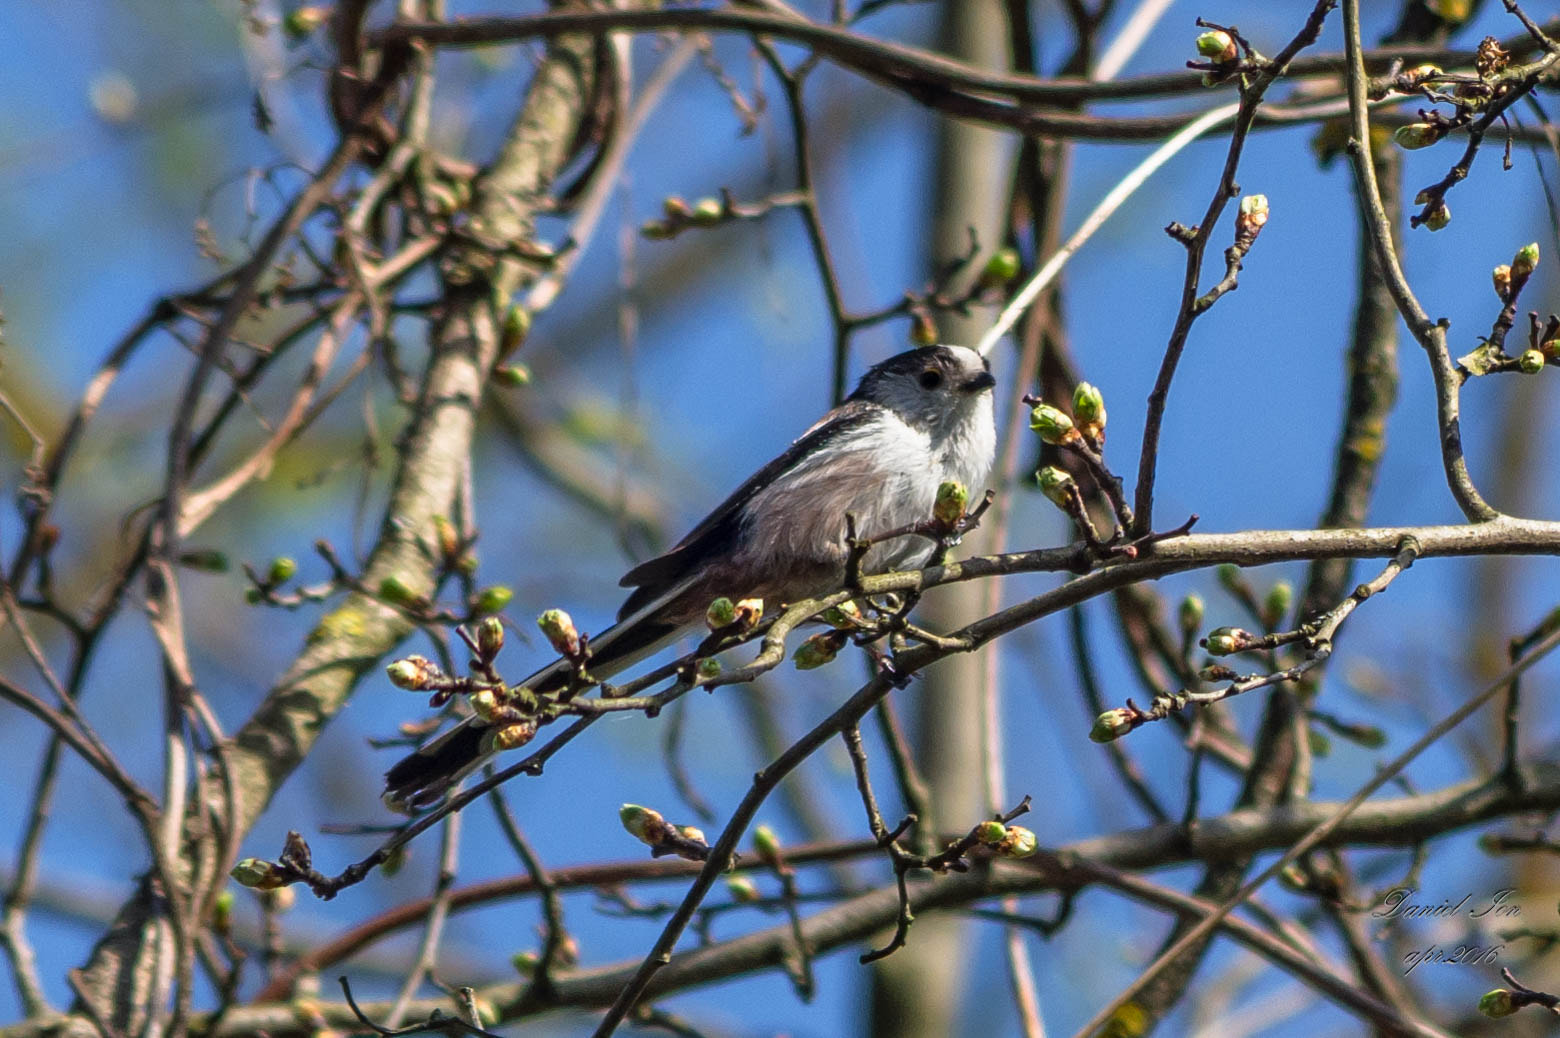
[866,2,1011,1035]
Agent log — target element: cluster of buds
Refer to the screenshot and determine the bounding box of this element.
[1202,625,1260,656]
[641,195,727,240]
[974,820,1039,858]
[619,803,711,862]
[933,480,969,528]
[793,628,849,670]
[1234,194,1269,250]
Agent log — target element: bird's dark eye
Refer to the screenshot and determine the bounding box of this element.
[918,369,943,390]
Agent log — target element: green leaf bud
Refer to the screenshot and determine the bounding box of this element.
[975,820,1007,845]
[1028,403,1076,445]
[1393,122,1439,150]
[933,480,969,526]
[1477,989,1516,1018]
[998,825,1038,858]
[1072,382,1106,430]
[705,596,737,630]
[1090,708,1136,743]
[472,585,514,616]
[1037,466,1076,509]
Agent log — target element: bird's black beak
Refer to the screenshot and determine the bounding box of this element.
[961,371,997,393]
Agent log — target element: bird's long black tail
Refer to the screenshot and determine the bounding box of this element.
[382,611,681,811]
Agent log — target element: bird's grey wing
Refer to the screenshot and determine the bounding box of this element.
[615,401,881,619]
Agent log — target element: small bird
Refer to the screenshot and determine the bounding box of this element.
[383,344,997,810]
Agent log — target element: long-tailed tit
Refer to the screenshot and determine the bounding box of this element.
[384,344,997,810]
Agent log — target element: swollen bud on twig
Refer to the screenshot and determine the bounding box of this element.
[997,825,1038,859]
[378,575,420,607]
[282,6,328,41]
[387,654,441,690]
[1492,264,1512,300]
[267,556,297,585]
[977,247,1021,289]
[1178,594,1204,636]
[230,858,287,890]
[1029,403,1077,445]
[975,821,1007,845]
[537,608,579,656]
[495,363,531,387]
[753,824,783,866]
[690,198,724,225]
[1512,242,1540,280]
[1477,989,1516,1019]
[706,597,737,630]
[1202,626,1256,656]
[933,481,969,527]
[499,304,531,358]
[473,586,514,616]
[696,658,722,680]
[909,310,939,347]
[1090,708,1135,743]
[468,689,502,723]
[211,891,234,936]
[732,598,764,631]
[1520,349,1545,374]
[821,601,864,628]
[1072,382,1106,436]
[1393,122,1440,150]
[793,630,847,670]
[726,876,761,903]
[1037,466,1076,510]
[483,721,537,753]
[1262,581,1292,628]
[511,951,539,976]
[1423,201,1450,231]
[1195,29,1237,63]
[1235,194,1269,242]
[476,616,504,658]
